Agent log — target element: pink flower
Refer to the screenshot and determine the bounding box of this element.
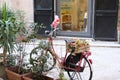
[51,15,60,29]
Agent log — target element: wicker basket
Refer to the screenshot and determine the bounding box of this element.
[66,39,90,55]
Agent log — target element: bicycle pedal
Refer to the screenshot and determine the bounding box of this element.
[79,67,84,72]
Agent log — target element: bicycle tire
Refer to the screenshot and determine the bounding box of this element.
[67,56,93,80]
[30,46,56,72]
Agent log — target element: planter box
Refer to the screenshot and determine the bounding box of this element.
[22,73,32,80]
[23,73,54,80]
[5,67,28,80]
[5,68,22,80]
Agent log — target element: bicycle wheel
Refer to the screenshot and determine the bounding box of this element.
[67,56,93,80]
[30,47,56,72]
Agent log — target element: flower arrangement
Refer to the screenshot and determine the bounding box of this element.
[66,38,90,55]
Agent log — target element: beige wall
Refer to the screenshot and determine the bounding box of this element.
[0,0,34,23]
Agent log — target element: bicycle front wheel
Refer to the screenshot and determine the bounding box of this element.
[30,47,56,72]
[67,56,93,80]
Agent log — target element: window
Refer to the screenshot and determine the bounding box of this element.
[60,0,88,32]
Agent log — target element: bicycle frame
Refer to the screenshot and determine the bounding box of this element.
[46,28,92,72]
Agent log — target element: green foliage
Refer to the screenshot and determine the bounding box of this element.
[0,3,26,54]
[38,40,49,49]
[0,2,47,77]
[24,23,46,42]
[29,41,51,80]
[6,43,30,74]
[6,54,16,67]
[29,49,48,80]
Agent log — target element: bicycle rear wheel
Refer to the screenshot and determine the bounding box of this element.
[67,56,93,80]
[30,47,56,72]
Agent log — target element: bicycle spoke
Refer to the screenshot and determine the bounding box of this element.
[30,47,56,72]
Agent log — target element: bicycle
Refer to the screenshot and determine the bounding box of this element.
[30,15,93,80]
[30,27,93,80]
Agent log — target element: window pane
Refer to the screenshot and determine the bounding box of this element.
[35,0,52,10]
[60,0,88,32]
[96,0,117,10]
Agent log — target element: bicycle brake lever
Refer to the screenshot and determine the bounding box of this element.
[45,28,60,36]
[45,30,50,34]
[56,28,60,30]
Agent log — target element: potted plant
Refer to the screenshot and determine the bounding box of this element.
[0,3,27,66]
[0,3,28,79]
[0,1,44,65]
[22,40,55,80]
[5,42,31,80]
[5,22,44,80]
[22,41,67,80]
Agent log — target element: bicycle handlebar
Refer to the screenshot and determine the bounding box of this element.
[45,28,59,36]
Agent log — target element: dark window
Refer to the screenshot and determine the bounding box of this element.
[35,0,52,10]
[96,0,117,10]
[34,0,54,36]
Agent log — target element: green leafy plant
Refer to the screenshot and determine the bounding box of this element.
[0,3,27,65]
[29,40,54,80]
[6,42,33,75]
[24,23,45,42]
[30,53,48,80]
[6,54,16,67]
[0,3,46,80]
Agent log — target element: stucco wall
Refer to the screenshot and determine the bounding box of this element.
[0,0,34,23]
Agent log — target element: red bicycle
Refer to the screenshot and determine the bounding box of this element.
[30,15,93,80]
[30,28,93,80]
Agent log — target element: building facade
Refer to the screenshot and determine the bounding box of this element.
[0,0,119,41]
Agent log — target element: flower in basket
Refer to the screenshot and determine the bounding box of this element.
[74,39,90,53]
[67,38,90,55]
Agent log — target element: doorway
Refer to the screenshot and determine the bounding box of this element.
[34,0,54,36]
[94,0,119,40]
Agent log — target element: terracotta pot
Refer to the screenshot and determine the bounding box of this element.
[0,65,7,80]
[5,67,28,80]
[22,73,32,80]
[23,73,54,80]
[5,68,23,80]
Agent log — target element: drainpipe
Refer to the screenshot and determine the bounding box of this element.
[117,0,120,44]
[118,28,120,44]
[54,0,57,15]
